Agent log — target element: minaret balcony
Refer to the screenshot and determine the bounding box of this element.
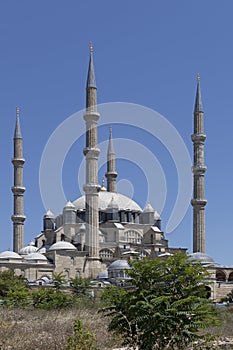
[83,147,100,157]
[192,165,207,174]
[11,214,26,223]
[105,171,118,179]
[11,186,26,194]
[11,157,25,166]
[191,133,206,143]
[191,198,207,207]
[83,112,100,122]
[83,184,101,194]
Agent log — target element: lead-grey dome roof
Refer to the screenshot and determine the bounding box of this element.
[0,251,22,259]
[24,252,47,261]
[73,191,142,211]
[189,252,215,265]
[108,259,130,270]
[49,241,77,251]
[20,242,38,255]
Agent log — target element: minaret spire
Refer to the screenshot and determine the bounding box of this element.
[11,107,26,252]
[191,74,207,253]
[83,43,101,276]
[105,126,118,192]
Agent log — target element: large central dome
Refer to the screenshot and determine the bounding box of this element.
[73,191,142,211]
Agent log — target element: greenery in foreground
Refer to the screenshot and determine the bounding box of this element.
[101,253,219,350]
[0,255,225,349]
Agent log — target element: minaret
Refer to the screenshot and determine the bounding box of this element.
[191,74,207,253]
[83,42,101,264]
[11,107,26,252]
[105,126,118,192]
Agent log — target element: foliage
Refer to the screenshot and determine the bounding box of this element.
[220,289,233,303]
[66,319,98,350]
[70,277,91,297]
[31,288,76,309]
[6,286,30,307]
[0,270,29,306]
[52,272,66,291]
[101,253,219,350]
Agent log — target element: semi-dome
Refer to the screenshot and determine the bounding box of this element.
[0,251,22,259]
[73,191,142,211]
[108,259,130,270]
[19,241,38,255]
[24,252,47,261]
[49,241,77,251]
[189,252,215,265]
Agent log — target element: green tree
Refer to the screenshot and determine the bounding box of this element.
[70,277,91,297]
[32,288,75,309]
[52,272,66,291]
[0,270,29,306]
[66,319,98,350]
[101,253,218,350]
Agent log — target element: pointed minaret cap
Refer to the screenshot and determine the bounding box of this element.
[194,73,203,113]
[86,42,96,89]
[14,106,22,139]
[108,126,115,154]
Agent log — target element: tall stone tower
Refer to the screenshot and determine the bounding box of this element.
[191,74,207,253]
[105,126,118,192]
[83,43,102,276]
[11,107,26,253]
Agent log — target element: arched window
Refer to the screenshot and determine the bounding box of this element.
[228,271,233,282]
[124,230,142,244]
[64,270,69,280]
[99,249,114,259]
[216,269,226,282]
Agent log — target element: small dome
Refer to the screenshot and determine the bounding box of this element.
[49,241,77,251]
[24,252,47,261]
[19,242,38,255]
[0,251,22,259]
[108,259,130,270]
[64,200,75,210]
[96,269,108,279]
[143,203,154,213]
[43,209,55,218]
[189,252,215,265]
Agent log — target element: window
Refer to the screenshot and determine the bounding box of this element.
[99,249,113,258]
[124,230,142,244]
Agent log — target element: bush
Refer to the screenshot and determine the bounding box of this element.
[101,253,219,350]
[66,319,98,350]
[32,288,76,309]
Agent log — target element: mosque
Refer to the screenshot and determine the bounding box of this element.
[0,45,232,301]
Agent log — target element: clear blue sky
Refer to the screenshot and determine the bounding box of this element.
[0,1,232,265]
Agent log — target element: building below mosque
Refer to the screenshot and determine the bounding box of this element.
[0,45,232,302]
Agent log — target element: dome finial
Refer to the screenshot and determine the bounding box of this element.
[102,176,105,187]
[16,106,20,118]
[90,41,93,54]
